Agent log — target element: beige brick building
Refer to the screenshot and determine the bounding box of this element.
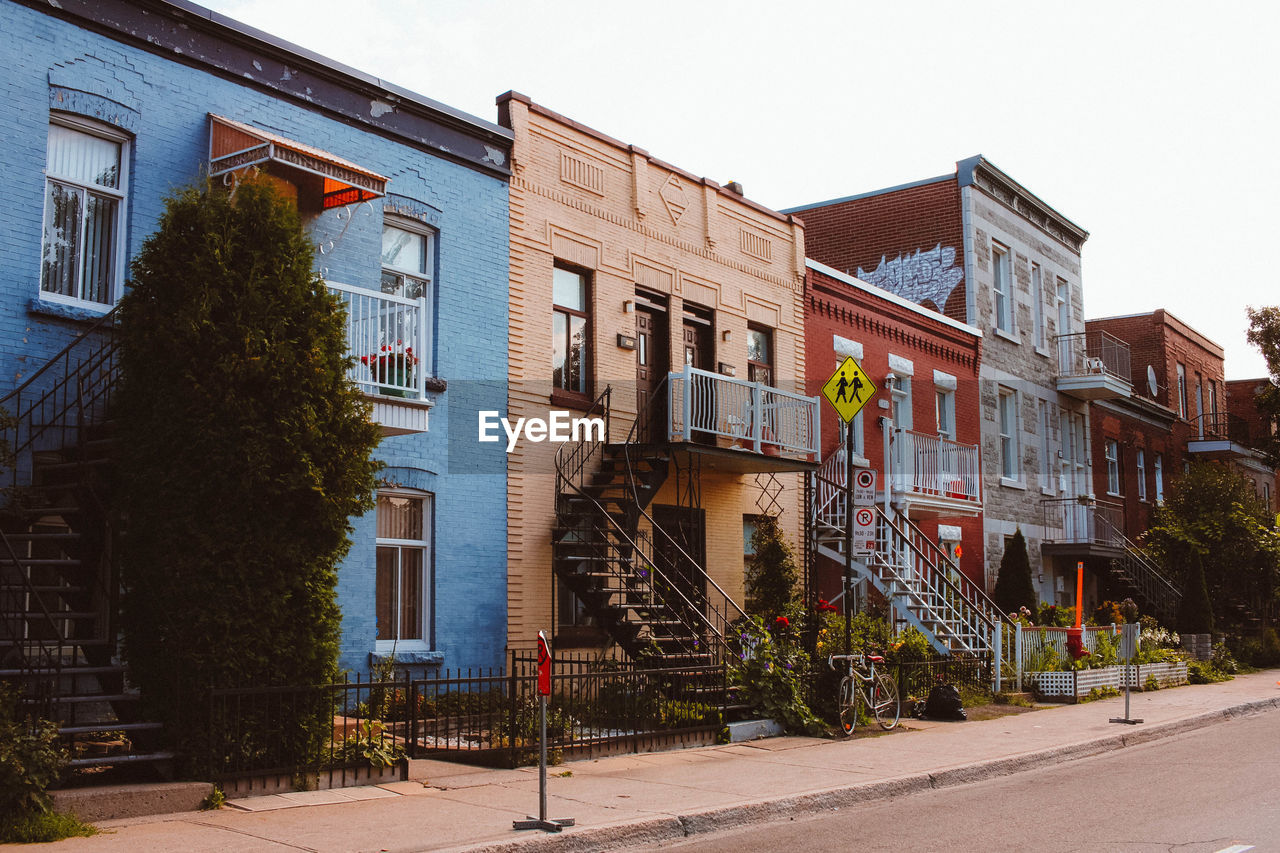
[498,93,817,656]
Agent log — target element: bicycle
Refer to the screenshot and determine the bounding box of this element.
[828,653,901,734]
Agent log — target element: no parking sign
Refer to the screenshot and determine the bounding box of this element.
[852,506,875,553]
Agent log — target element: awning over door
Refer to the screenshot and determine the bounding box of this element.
[208,114,387,210]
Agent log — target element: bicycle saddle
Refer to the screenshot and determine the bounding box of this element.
[866,654,885,663]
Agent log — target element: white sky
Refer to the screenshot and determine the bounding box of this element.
[203,0,1280,379]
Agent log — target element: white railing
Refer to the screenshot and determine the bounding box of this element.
[1055,329,1131,382]
[667,365,820,460]
[326,281,429,399]
[890,428,981,505]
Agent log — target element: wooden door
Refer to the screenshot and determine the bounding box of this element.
[636,302,668,442]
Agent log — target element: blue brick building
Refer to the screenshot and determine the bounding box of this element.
[0,0,511,684]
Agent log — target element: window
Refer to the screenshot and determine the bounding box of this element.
[936,389,954,440]
[1059,410,1088,494]
[1105,439,1120,495]
[375,491,433,649]
[1032,263,1045,350]
[1056,278,1070,336]
[1039,400,1055,489]
[1176,363,1187,418]
[1195,374,1204,435]
[381,221,436,373]
[1154,454,1165,502]
[747,324,773,385]
[1265,483,1272,513]
[998,388,1019,480]
[552,266,590,396]
[889,374,912,431]
[1136,449,1147,501]
[1209,382,1219,419]
[992,243,1012,334]
[40,118,129,306]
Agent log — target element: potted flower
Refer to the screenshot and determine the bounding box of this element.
[361,341,418,397]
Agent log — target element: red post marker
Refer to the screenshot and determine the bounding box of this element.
[537,630,551,697]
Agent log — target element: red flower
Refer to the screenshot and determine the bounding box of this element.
[775,616,789,628]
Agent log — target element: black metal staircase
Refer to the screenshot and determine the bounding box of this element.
[0,312,170,776]
[551,382,748,669]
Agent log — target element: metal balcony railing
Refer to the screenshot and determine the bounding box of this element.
[667,365,820,460]
[1055,329,1131,383]
[1041,497,1125,547]
[1188,411,1251,444]
[326,281,430,399]
[890,428,982,505]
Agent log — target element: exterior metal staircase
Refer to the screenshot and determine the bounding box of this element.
[0,311,171,775]
[810,449,1014,665]
[551,383,748,668]
[1107,532,1181,626]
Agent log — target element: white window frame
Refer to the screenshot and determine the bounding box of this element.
[1105,439,1120,495]
[1039,400,1055,492]
[998,387,1020,482]
[992,242,1013,335]
[1032,263,1046,351]
[40,114,130,309]
[1136,449,1147,501]
[889,374,912,431]
[1056,278,1070,337]
[375,489,434,653]
[936,389,955,440]
[381,218,437,376]
[1154,454,1165,503]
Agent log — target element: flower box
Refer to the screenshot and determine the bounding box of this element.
[1026,661,1188,701]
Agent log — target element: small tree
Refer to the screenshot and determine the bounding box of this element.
[116,177,382,771]
[992,529,1036,614]
[1177,548,1214,635]
[744,515,799,618]
[1246,306,1280,466]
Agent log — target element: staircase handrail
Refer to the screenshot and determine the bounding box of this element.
[551,387,729,661]
[0,308,119,490]
[553,386,613,497]
[621,376,748,646]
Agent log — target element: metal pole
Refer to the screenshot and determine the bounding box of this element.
[844,419,854,655]
[538,695,547,821]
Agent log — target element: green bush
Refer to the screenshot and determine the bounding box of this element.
[744,515,799,618]
[1177,550,1215,635]
[116,177,382,774]
[0,687,95,844]
[729,615,823,736]
[992,530,1036,614]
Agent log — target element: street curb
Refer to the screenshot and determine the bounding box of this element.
[454,695,1280,852]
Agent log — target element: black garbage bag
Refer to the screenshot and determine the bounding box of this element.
[923,683,967,720]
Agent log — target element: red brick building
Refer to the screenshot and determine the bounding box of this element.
[1226,378,1278,510]
[805,261,984,596]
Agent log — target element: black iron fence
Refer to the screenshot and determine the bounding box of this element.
[893,654,993,703]
[201,652,728,785]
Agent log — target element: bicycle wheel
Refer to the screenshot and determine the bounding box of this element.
[838,675,858,735]
[871,671,900,730]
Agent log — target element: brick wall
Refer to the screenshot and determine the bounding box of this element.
[1,2,512,676]
[792,178,967,323]
[804,264,985,586]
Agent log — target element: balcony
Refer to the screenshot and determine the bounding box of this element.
[666,365,820,473]
[1040,496,1124,559]
[1186,412,1260,462]
[327,281,434,436]
[890,428,982,517]
[1054,330,1132,400]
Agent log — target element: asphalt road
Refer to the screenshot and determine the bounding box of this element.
[637,709,1280,852]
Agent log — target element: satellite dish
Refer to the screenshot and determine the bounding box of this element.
[1270,375,1280,389]
[1146,365,1158,397]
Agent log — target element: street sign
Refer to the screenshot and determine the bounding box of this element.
[536,631,551,696]
[821,356,877,423]
[853,468,877,506]
[851,506,875,552]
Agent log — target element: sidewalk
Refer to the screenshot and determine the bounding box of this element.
[24,669,1280,853]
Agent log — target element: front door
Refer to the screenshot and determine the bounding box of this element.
[682,305,714,444]
[653,505,707,613]
[636,299,668,443]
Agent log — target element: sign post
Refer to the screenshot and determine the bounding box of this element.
[513,631,575,833]
[1109,622,1143,725]
[820,356,878,655]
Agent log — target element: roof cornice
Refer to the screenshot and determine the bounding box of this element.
[19,0,513,179]
[957,155,1088,253]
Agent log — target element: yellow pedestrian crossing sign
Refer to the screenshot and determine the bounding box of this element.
[822,356,877,423]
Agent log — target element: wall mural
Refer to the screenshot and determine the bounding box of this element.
[856,243,964,313]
